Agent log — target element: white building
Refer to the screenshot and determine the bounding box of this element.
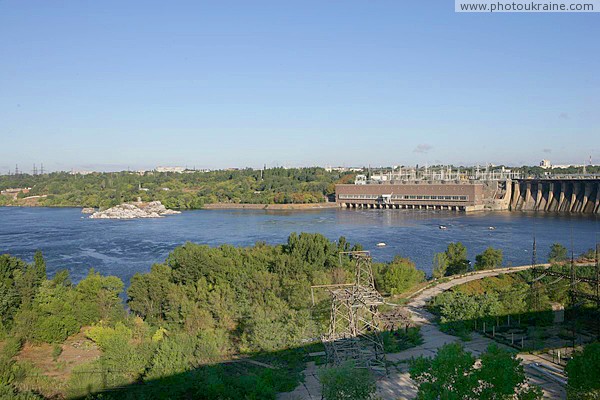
[155,166,186,173]
[540,160,551,169]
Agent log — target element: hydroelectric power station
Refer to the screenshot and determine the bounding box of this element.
[335,167,600,214]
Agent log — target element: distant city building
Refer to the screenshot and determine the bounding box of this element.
[69,170,95,175]
[155,166,186,173]
[540,159,551,169]
[325,166,364,173]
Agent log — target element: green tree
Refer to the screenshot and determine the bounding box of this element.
[548,243,568,263]
[30,276,79,343]
[445,242,470,276]
[318,362,376,400]
[377,256,425,295]
[127,263,173,323]
[410,342,477,399]
[75,269,124,324]
[410,343,541,400]
[432,252,448,279]
[477,344,542,399]
[566,342,600,399]
[474,247,503,271]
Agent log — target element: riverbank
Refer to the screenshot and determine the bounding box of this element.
[201,202,339,210]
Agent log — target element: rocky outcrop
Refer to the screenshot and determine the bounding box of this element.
[81,207,96,214]
[89,201,181,219]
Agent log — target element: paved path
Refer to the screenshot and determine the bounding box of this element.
[279,264,567,400]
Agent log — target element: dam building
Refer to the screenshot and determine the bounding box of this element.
[336,183,485,212]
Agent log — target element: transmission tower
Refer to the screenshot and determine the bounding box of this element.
[313,251,387,375]
[544,242,600,344]
[529,236,544,317]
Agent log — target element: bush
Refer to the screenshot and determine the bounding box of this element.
[318,362,376,400]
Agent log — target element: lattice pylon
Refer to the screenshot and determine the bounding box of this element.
[322,252,387,375]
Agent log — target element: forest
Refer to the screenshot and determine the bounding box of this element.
[1,237,598,399]
[0,233,425,399]
[0,167,354,209]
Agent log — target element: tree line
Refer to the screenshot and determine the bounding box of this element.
[0,167,353,209]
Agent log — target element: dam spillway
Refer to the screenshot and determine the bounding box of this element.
[510,178,600,214]
[335,174,600,214]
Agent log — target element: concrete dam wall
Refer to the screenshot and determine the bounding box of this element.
[510,179,600,214]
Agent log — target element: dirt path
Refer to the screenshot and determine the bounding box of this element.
[279,263,567,400]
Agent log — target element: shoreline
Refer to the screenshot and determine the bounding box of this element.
[201,202,339,210]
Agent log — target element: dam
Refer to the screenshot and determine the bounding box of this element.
[335,168,600,214]
[510,176,600,213]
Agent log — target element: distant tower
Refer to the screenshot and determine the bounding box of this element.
[40,163,45,174]
[14,164,20,175]
[33,164,37,175]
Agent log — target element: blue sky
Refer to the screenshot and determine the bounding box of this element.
[0,0,598,172]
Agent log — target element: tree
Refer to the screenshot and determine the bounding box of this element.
[566,342,600,399]
[410,343,542,400]
[318,362,376,400]
[75,269,124,324]
[32,251,46,283]
[432,252,448,279]
[477,344,542,399]
[548,243,568,263]
[128,263,173,322]
[474,247,503,271]
[445,242,470,276]
[377,256,425,295]
[410,342,476,399]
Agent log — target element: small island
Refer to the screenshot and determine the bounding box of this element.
[89,201,181,219]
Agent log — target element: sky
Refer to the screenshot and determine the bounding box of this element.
[0,0,599,173]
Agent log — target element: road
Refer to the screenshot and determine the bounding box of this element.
[279,263,567,400]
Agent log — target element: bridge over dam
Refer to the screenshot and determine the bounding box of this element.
[335,175,600,214]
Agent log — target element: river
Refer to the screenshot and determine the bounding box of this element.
[1,207,599,285]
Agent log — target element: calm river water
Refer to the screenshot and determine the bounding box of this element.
[1,207,599,285]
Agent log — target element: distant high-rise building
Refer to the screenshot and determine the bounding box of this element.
[539,159,551,169]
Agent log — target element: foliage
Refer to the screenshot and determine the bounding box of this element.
[566,342,600,399]
[0,167,351,208]
[318,362,377,400]
[382,327,423,352]
[579,246,599,261]
[474,247,503,271]
[0,241,392,398]
[445,242,470,276]
[0,254,45,330]
[74,269,124,324]
[375,256,425,295]
[410,342,477,399]
[432,252,448,279]
[410,343,542,400]
[548,243,568,263]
